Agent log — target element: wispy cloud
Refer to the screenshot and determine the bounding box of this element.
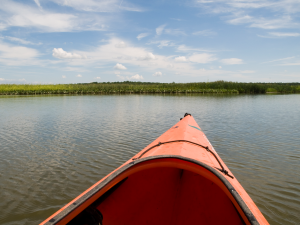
[164,28,186,36]
[268,32,300,37]
[264,56,300,66]
[33,0,42,9]
[220,58,243,65]
[262,56,295,64]
[116,74,125,80]
[195,0,300,14]
[227,15,296,29]
[193,29,216,36]
[49,0,142,12]
[281,62,300,66]
[3,36,42,45]
[240,70,255,73]
[258,32,300,38]
[137,33,149,40]
[0,0,108,32]
[156,24,167,35]
[147,40,174,48]
[177,44,214,52]
[194,0,300,30]
[189,53,217,63]
[63,67,90,72]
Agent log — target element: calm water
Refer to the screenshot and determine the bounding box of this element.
[0,94,299,225]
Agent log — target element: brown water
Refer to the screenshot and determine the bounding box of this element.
[0,94,299,225]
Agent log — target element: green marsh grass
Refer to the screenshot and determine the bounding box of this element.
[0,81,300,95]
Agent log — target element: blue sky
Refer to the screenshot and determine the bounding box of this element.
[0,0,299,84]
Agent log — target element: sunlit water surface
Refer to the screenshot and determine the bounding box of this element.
[0,94,299,225]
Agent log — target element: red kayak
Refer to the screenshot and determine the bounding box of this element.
[41,113,269,225]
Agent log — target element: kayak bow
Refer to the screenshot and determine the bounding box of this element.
[41,113,269,225]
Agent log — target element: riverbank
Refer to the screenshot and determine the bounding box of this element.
[1,81,299,95]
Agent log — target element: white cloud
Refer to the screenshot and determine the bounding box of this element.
[175,56,187,62]
[52,48,87,59]
[0,0,108,32]
[62,75,66,78]
[63,38,231,78]
[129,74,143,80]
[115,41,127,48]
[137,33,149,40]
[156,24,167,35]
[76,74,82,77]
[153,71,162,76]
[116,74,125,80]
[192,29,216,36]
[189,53,217,63]
[0,40,40,66]
[219,66,222,68]
[114,63,127,70]
[141,52,155,60]
[269,32,300,37]
[220,58,243,65]
[0,42,39,59]
[78,38,162,65]
[95,77,101,79]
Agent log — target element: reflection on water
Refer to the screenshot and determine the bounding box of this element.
[0,94,299,225]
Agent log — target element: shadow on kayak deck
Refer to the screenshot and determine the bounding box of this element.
[68,166,245,225]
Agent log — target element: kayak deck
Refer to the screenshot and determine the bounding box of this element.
[76,161,245,224]
[41,114,268,225]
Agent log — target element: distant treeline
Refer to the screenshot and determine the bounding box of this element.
[0,81,300,95]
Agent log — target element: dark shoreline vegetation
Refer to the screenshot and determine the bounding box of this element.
[1,81,300,95]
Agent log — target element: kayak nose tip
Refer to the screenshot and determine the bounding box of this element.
[184,113,191,117]
[180,113,191,120]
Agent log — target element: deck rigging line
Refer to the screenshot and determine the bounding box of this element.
[132,139,234,179]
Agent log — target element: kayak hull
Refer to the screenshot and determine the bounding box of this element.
[41,114,269,225]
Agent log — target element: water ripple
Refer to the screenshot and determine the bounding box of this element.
[0,94,299,224]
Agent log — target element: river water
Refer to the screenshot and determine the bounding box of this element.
[0,94,299,225]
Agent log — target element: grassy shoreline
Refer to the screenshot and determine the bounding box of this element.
[1,81,300,95]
